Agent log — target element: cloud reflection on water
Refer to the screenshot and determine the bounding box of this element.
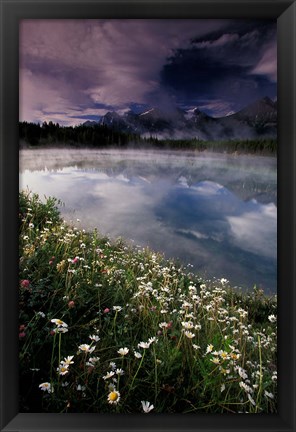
[20,149,277,292]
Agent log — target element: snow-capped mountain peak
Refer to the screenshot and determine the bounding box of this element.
[84,96,277,141]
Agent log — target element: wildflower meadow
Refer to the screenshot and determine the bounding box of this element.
[19,191,277,413]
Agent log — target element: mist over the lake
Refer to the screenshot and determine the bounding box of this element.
[20,148,277,293]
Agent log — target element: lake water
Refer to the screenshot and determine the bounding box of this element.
[19,148,277,293]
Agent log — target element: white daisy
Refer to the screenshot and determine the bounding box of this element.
[78,344,95,354]
[103,371,115,380]
[61,355,74,365]
[39,382,53,393]
[88,356,100,364]
[248,394,256,406]
[181,321,194,329]
[117,347,129,356]
[108,390,121,404]
[89,334,100,342]
[138,341,150,349]
[53,327,68,334]
[184,331,195,339]
[206,344,214,354]
[141,400,154,413]
[51,318,68,328]
[264,390,274,399]
[77,384,86,391]
[57,365,69,376]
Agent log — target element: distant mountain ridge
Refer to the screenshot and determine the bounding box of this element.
[83,97,277,140]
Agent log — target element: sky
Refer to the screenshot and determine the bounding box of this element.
[19,19,277,126]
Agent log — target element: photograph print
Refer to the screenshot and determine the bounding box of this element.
[19,19,277,413]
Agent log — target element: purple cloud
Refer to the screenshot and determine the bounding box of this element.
[19,19,276,124]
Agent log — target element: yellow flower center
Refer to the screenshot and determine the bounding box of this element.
[109,392,118,401]
[56,320,63,325]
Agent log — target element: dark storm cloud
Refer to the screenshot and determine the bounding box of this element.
[19,19,276,124]
[161,21,276,116]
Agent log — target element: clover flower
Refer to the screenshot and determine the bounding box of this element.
[72,256,79,264]
[20,279,30,289]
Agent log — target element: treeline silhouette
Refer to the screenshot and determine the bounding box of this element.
[19,121,277,154]
[19,121,141,147]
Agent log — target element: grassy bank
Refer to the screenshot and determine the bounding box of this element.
[19,191,277,413]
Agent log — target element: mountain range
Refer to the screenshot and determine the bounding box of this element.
[83,96,277,141]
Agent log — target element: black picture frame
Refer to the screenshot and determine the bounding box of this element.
[0,1,295,431]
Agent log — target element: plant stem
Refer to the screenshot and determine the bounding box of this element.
[129,350,145,393]
[50,332,57,387]
[255,335,263,412]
